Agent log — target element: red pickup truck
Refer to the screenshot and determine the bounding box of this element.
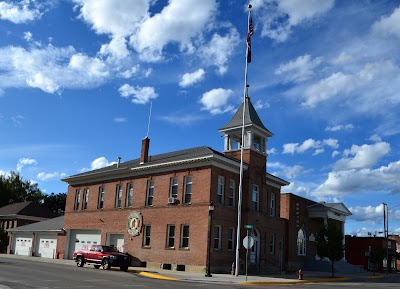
[73,245,130,271]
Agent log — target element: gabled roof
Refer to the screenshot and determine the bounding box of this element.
[0,201,57,218]
[307,202,352,216]
[7,216,64,233]
[219,96,273,136]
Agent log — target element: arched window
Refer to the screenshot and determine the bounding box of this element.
[297,228,306,256]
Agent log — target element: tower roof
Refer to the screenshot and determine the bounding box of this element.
[219,96,273,136]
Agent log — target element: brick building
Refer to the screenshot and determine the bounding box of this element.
[60,96,352,273]
[346,235,397,272]
[61,96,289,273]
[280,193,351,269]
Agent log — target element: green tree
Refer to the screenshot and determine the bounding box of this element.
[0,227,9,253]
[315,219,344,277]
[42,192,67,215]
[0,171,45,207]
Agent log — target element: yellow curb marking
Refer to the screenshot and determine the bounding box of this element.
[367,276,384,279]
[138,271,180,281]
[241,277,351,285]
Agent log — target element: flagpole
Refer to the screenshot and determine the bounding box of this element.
[235,4,252,277]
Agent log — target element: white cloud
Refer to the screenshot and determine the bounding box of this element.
[0,45,112,94]
[0,1,41,24]
[73,0,148,37]
[179,69,205,88]
[26,72,60,94]
[275,54,322,83]
[301,60,400,110]
[369,134,382,143]
[118,84,158,104]
[312,159,400,198]
[198,28,240,75]
[99,37,130,59]
[281,165,306,179]
[372,6,400,39]
[254,100,270,110]
[349,204,385,223]
[159,114,206,126]
[131,0,217,62]
[11,115,24,127]
[199,88,234,115]
[17,158,37,171]
[114,117,126,123]
[91,157,117,170]
[302,72,354,107]
[283,138,338,155]
[267,147,277,155]
[119,65,139,79]
[254,0,335,42]
[325,124,354,132]
[24,31,33,42]
[37,172,66,181]
[333,141,390,171]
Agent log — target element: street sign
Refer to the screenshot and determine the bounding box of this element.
[244,224,253,229]
[243,236,254,249]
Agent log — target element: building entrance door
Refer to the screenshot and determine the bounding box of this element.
[250,228,260,263]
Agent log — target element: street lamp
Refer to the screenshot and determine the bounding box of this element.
[205,201,215,277]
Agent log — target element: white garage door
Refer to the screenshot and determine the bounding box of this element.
[13,234,33,256]
[107,234,125,252]
[35,234,58,259]
[68,230,101,259]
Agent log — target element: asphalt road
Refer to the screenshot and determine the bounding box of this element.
[1,257,400,289]
[0,257,219,289]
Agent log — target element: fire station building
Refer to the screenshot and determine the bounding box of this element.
[59,96,352,273]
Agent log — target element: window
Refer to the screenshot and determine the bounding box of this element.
[228,180,235,207]
[143,225,151,247]
[228,228,235,251]
[180,225,190,248]
[83,189,89,210]
[98,187,104,209]
[170,178,178,198]
[269,233,275,254]
[146,180,154,206]
[252,184,259,211]
[74,189,80,210]
[126,183,133,207]
[214,225,221,250]
[115,185,122,208]
[166,225,175,248]
[217,176,224,205]
[270,192,276,217]
[297,229,306,256]
[184,176,192,204]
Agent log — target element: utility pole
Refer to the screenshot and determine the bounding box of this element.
[383,203,389,274]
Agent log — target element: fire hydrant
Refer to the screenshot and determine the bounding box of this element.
[298,269,303,280]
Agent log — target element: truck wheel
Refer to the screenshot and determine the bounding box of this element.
[120,266,128,272]
[94,265,100,269]
[76,256,84,267]
[102,258,111,270]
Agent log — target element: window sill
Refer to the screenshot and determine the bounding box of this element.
[142,246,151,249]
[179,247,190,251]
[165,247,175,250]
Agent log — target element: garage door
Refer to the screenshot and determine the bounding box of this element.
[13,234,33,256]
[68,230,101,259]
[34,234,58,258]
[107,234,124,252]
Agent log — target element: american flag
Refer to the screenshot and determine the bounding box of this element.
[246,12,254,63]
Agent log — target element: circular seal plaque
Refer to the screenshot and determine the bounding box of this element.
[127,211,143,236]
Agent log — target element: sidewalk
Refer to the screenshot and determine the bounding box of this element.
[0,254,385,285]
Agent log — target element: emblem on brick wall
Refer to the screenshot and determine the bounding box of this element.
[127,211,143,236]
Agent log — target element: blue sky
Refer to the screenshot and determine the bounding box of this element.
[1,0,400,236]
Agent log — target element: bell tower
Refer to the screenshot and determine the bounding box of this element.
[218,96,273,169]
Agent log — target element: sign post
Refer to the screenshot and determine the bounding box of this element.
[242,225,254,281]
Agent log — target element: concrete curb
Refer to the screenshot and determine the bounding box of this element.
[240,277,351,285]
